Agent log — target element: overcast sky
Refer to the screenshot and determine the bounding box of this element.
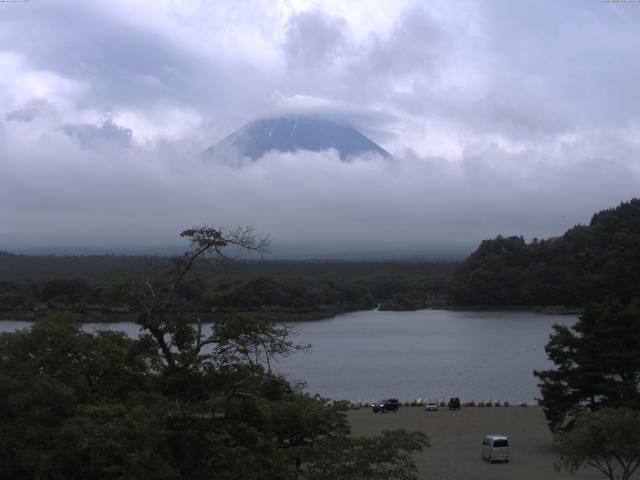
[1,0,639,257]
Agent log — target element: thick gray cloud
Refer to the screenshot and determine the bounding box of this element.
[355,4,443,79]
[1,130,638,257]
[0,0,639,256]
[63,119,133,147]
[282,11,348,69]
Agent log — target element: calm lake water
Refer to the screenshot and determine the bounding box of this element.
[0,309,577,403]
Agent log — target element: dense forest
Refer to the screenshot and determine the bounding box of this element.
[449,198,640,307]
[0,255,455,320]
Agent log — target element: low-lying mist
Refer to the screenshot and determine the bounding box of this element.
[2,131,639,259]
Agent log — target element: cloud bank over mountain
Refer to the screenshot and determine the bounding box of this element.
[1,127,638,257]
[1,0,640,256]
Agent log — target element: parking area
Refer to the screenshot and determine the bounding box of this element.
[348,406,608,480]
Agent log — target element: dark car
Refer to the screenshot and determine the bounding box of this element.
[448,397,461,410]
[371,398,399,413]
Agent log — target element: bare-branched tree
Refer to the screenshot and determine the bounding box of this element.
[119,225,273,371]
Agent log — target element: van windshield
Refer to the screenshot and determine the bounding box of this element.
[493,439,509,447]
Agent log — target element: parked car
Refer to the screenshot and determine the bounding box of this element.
[371,398,399,413]
[424,399,439,411]
[448,397,461,410]
[481,435,510,463]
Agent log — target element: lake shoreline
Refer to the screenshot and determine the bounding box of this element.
[0,304,582,324]
[0,307,363,323]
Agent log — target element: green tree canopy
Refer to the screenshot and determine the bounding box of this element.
[554,408,640,480]
[535,299,640,431]
[450,198,640,307]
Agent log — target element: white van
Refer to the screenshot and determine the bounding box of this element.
[481,435,510,463]
[424,399,439,411]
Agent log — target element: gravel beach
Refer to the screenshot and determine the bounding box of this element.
[348,406,618,480]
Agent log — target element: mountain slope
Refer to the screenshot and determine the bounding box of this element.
[201,116,391,161]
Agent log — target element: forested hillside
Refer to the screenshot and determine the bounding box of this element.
[449,199,640,307]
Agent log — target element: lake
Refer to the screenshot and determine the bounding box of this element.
[0,309,576,404]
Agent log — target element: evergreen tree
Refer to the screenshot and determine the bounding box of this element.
[535,299,640,431]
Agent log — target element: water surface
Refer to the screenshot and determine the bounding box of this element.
[277,309,576,403]
[0,309,576,403]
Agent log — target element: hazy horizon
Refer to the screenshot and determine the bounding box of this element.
[4,238,472,260]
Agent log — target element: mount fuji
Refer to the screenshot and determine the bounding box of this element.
[201,116,391,161]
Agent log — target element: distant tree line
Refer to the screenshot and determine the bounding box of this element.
[0,251,456,285]
[0,262,456,320]
[0,276,376,321]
